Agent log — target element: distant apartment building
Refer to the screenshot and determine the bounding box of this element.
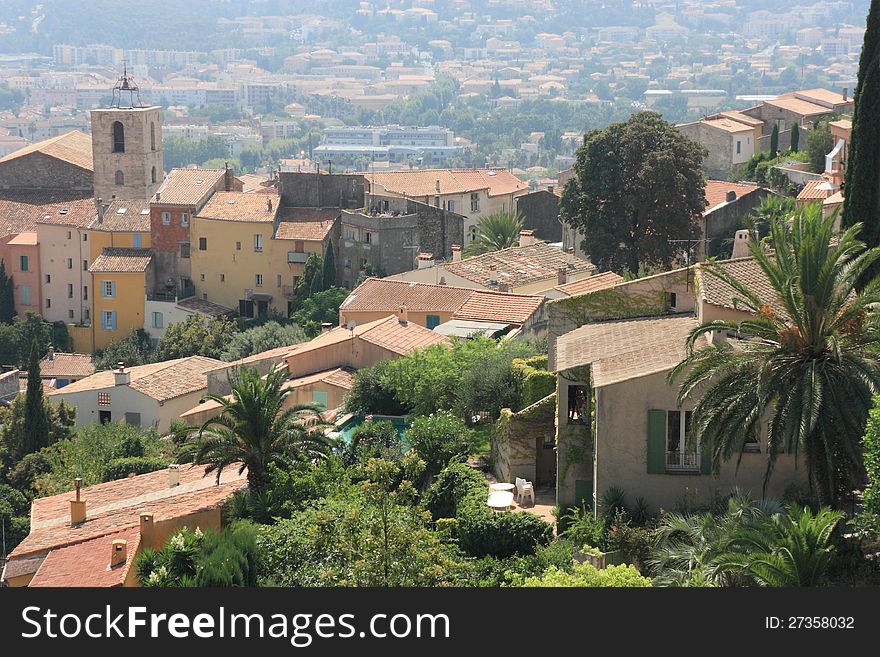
[677,111,762,179]
[314,125,459,165]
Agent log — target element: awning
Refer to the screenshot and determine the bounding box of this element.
[825,138,845,173]
[250,293,273,302]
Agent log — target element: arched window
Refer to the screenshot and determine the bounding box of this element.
[115,170,124,186]
[151,166,157,183]
[150,123,156,151]
[112,121,125,153]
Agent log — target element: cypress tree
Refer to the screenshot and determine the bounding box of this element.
[790,123,800,152]
[843,0,880,257]
[770,123,779,156]
[23,338,50,456]
[322,238,336,290]
[0,259,14,323]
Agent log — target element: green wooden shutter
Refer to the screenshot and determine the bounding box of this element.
[700,444,712,475]
[647,409,666,474]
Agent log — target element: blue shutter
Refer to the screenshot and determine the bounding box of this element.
[133,234,142,248]
[427,315,441,329]
[111,311,117,330]
[109,281,116,298]
[313,391,328,409]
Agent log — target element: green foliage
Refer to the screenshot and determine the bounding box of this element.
[162,135,231,169]
[423,462,488,520]
[670,204,880,506]
[0,312,55,368]
[745,194,796,242]
[344,361,408,416]
[35,422,166,496]
[406,412,472,485]
[221,321,307,361]
[178,365,334,492]
[855,396,880,534]
[560,111,705,274]
[100,456,171,482]
[288,287,348,337]
[559,503,607,551]
[157,315,238,361]
[0,391,75,482]
[23,339,49,459]
[0,259,14,324]
[322,239,336,289]
[512,356,556,407]
[790,122,800,152]
[770,122,779,155]
[521,562,651,587]
[294,253,324,299]
[806,118,835,173]
[0,483,30,556]
[463,211,525,256]
[93,329,155,370]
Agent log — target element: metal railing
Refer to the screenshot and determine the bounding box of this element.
[666,450,700,471]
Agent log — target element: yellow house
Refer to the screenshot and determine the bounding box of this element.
[191,191,280,318]
[272,207,337,314]
[87,247,154,351]
[87,199,152,265]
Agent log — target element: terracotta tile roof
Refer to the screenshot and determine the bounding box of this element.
[786,88,852,106]
[239,173,274,193]
[368,168,528,198]
[0,554,45,580]
[176,296,233,317]
[704,180,765,211]
[696,257,781,316]
[0,196,95,237]
[152,168,227,207]
[796,179,833,202]
[454,290,543,324]
[0,130,93,171]
[7,231,37,245]
[555,314,702,387]
[48,355,223,402]
[764,96,831,116]
[718,111,763,127]
[555,271,625,296]
[443,241,595,288]
[38,352,95,378]
[28,527,141,587]
[197,191,279,222]
[89,199,151,232]
[275,208,338,240]
[88,247,153,273]
[829,119,852,131]
[9,464,246,559]
[702,117,754,133]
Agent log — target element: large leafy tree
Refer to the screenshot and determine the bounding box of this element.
[156,315,238,361]
[179,366,334,492]
[463,211,524,256]
[560,111,706,274]
[843,0,880,258]
[670,205,880,506]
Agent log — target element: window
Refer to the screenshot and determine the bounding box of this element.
[125,412,141,427]
[294,240,304,253]
[84,308,90,321]
[45,274,51,284]
[102,281,115,298]
[344,227,356,241]
[45,298,51,308]
[19,255,28,271]
[277,274,282,288]
[254,234,263,252]
[83,285,88,301]
[83,233,88,241]
[468,225,478,243]
[181,213,189,227]
[151,166,157,184]
[364,232,372,244]
[220,273,225,282]
[312,391,329,409]
[666,410,697,471]
[151,312,163,329]
[67,283,73,299]
[200,273,205,281]
[99,410,112,423]
[235,241,241,251]
[67,230,72,240]
[161,211,170,225]
[199,237,207,251]
[667,292,677,309]
[68,309,74,319]
[133,234,142,248]
[102,310,117,331]
[150,122,156,151]
[67,258,73,269]
[426,314,441,329]
[115,170,124,186]
[255,274,263,287]
[20,285,29,305]
[112,121,125,152]
[446,200,455,212]
[470,192,480,212]
[179,242,190,259]
[83,259,88,271]
[98,392,111,406]
[736,140,741,155]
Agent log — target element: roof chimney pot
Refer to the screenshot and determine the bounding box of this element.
[398,304,409,325]
[70,477,86,525]
[110,539,128,568]
[167,463,180,488]
[451,244,461,262]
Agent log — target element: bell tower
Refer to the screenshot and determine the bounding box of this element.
[90,66,164,201]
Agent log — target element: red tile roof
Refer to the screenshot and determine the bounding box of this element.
[197,191,279,222]
[88,247,153,273]
[797,179,834,202]
[0,196,95,237]
[0,130,93,171]
[704,180,764,211]
[454,290,543,324]
[38,352,95,379]
[367,168,528,198]
[275,209,338,241]
[555,271,625,296]
[28,527,141,587]
[89,199,151,232]
[152,168,227,207]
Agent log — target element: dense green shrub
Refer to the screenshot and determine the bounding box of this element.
[100,456,171,482]
[424,462,488,520]
[458,507,554,558]
[559,502,607,550]
[521,562,652,587]
[512,356,556,407]
[344,361,408,416]
[343,420,403,467]
[406,412,472,484]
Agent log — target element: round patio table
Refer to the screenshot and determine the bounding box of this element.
[487,491,514,511]
[489,482,516,493]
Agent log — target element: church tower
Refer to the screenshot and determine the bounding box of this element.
[90,68,163,201]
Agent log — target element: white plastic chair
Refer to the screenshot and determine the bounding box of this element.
[515,477,535,506]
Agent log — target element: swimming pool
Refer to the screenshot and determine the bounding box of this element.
[329,414,410,444]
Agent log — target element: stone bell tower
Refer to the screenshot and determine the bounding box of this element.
[90,66,164,201]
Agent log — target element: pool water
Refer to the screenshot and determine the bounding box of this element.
[331,414,410,444]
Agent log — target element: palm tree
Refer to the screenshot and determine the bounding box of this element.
[178,365,334,492]
[463,211,524,256]
[718,505,844,586]
[744,194,795,244]
[670,204,880,506]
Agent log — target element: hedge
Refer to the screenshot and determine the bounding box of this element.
[425,462,553,558]
[101,456,171,482]
[512,356,556,408]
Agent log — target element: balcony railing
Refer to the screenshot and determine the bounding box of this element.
[281,285,296,298]
[147,283,195,303]
[666,450,700,472]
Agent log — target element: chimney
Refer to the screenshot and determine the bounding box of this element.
[417,252,435,269]
[139,512,154,547]
[725,190,737,203]
[398,304,409,325]
[114,361,130,386]
[70,477,86,525]
[267,198,273,212]
[48,344,55,360]
[97,201,107,224]
[167,463,180,487]
[224,162,233,191]
[731,229,753,259]
[519,229,535,247]
[567,247,576,269]
[435,179,441,194]
[557,266,568,285]
[155,192,161,202]
[451,244,461,262]
[110,539,128,568]
[320,322,333,334]
[842,87,848,100]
